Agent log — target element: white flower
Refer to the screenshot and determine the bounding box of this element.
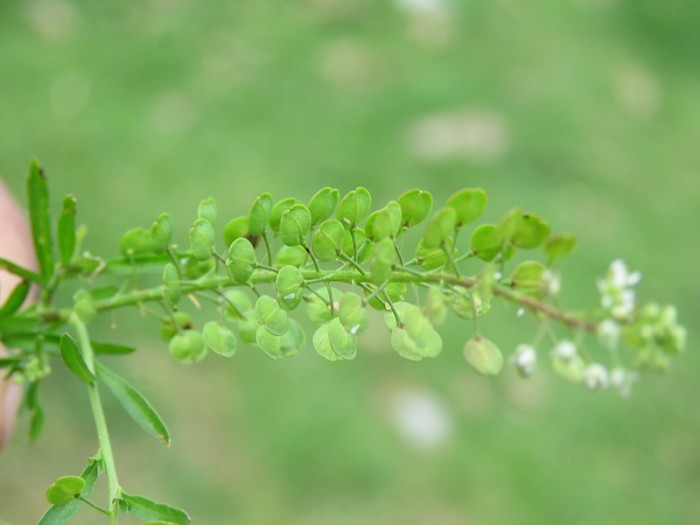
[516,308,525,318]
[610,367,637,398]
[598,319,620,349]
[598,259,641,320]
[552,340,577,361]
[583,363,609,391]
[513,344,537,377]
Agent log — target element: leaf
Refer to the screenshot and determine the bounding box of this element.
[27,160,55,282]
[0,280,31,319]
[37,460,100,525]
[57,195,77,266]
[0,257,43,284]
[120,492,190,525]
[96,362,171,445]
[45,476,85,505]
[29,406,45,442]
[91,341,136,355]
[59,334,95,384]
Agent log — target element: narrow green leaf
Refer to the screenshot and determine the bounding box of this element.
[29,406,45,442]
[0,257,43,284]
[37,460,100,525]
[27,160,55,281]
[96,363,171,445]
[57,195,77,265]
[59,334,95,384]
[0,280,31,319]
[91,341,136,355]
[120,492,191,525]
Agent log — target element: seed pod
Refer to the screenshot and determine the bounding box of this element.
[279,204,312,246]
[366,201,402,241]
[45,476,86,505]
[189,219,215,261]
[446,188,487,227]
[202,321,237,357]
[237,310,258,345]
[424,287,448,326]
[223,216,250,247]
[255,295,289,336]
[463,336,503,376]
[120,227,151,256]
[397,188,433,228]
[305,287,342,325]
[162,262,181,306]
[73,289,96,323]
[308,187,340,225]
[415,238,458,270]
[338,292,367,335]
[224,290,252,320]
[169,330,207,364]
[276,265,305,311]
[367,282,406,311]
[226,238,256,284]
[510,261,548,298]
[279,318,306,357]
[342,227,372,263]
[511,213,550,249]
[312,318,357,361]
[269,197,298,233]
[545,234,576,263]
[311,219,345,261]
[149,213,173,253]
[160,312,194,342]
[422,207,457,249]
[275,245,307,267]
[385,304,442,359]
[369,238,396,285]
[181,256,215,280]
[256,326,283,360]
[470,224,507,262]
[337,187,371,227]
[248,193,272,236]
[197,197,217,224]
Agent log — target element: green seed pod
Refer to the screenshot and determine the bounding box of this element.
[384,301,420,331]
[496,207,523,242]
[149,213,173,253]
[365,201,401,241]
[390,328,423,361]
[160,311,194,342]
[238,310,259,345]
[189,219,216,261]
[369,238,396,285]
[45,475,86,505]
[450,289,491,319]
[422,207,457,249]
[223,216,250,247]
[276,265,305,311]
[385,304,442,359]
[169,330,207,364]
[337,187,371,227]
[255,295,289,336]
[197,197,217,224]
[342,227,372,263]
[311,219,345,261]
[424,287,448,326]
[226,237,256,284]
[397,188,433,228]
[511,213,550,249]
[545,234,576,263]
[367,282,406,311]
[119,227,151,256]
[308,187,340,225]
[181,256,215,280]
[446,188,488,227]
[305,287,343,325]
[470,224,504,262]
[279,204,312,246]
[269,197,298,233]
[510,261,548,298]
[256,326,283,360]
[275,245,307,267]
[248,193,272,236]
[414,238,459,270]
[313,318,357,361]
[279,318,306,357]
[162,262,181,306]
[312,323,338,361]
[463,336,504,376]
[224,290,252,320]
[338,292,368,335]
[202,321,237,357]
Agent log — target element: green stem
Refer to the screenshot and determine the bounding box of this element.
[70,314,121,524]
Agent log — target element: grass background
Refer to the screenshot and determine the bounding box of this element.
[1,0,699,523]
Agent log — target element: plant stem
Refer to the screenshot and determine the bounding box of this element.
[70,314,121,524]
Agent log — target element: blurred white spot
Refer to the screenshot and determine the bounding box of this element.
[614,65,660,118]
[408,109,509,162]
[390,388,452,450]
[318,39,378,89]
[25,0,78,41]
[49,72,91,118]
[395,0,453,48]
[150,91,197,136]
[396,0,448,15]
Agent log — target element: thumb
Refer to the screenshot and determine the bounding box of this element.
[0,179,37,451]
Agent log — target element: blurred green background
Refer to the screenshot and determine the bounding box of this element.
[1,0,699,523]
